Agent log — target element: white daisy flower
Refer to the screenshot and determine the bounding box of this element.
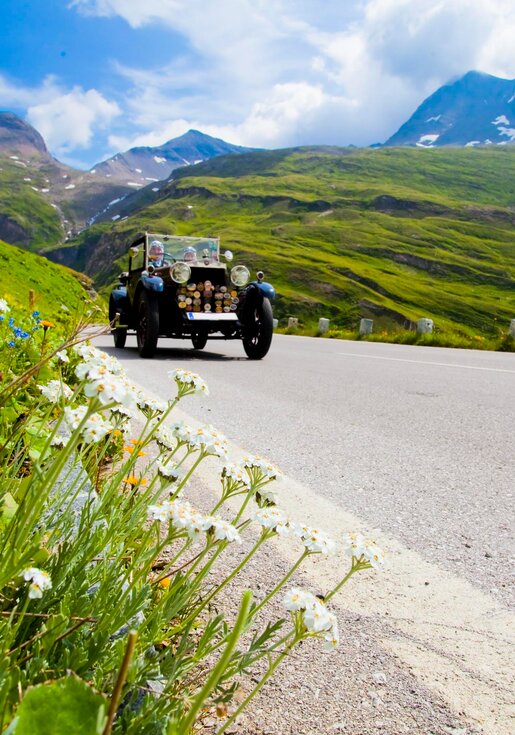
[210,518,242,544]
[293,524,336,555]
[55,350,69,363]
[81,414,113,443]
[157,460,183,481]
[283,587,312,612]
[38,380,73,402]
[63,405,88,430]
[23,567,52,599]
[168,368,209,396]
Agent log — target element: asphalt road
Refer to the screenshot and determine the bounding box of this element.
[93,331,515,733]
[95,332,514,606]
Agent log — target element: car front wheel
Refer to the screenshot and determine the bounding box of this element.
[136,291,159,358]
[242,297,273,359]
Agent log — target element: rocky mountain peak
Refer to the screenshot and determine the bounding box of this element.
[0,112,48,156]
[384,70,515,148]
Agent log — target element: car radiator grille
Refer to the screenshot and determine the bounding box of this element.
[177,281,240,314]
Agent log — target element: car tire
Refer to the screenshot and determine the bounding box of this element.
[242,297,273,359]
[191,333,208,350]
[136,290,159,358]
[109,296,127,349]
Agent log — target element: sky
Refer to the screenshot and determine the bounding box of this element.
[1,0,515,169]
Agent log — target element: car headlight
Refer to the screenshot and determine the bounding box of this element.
[170,262,191,284]
[230,265,250,287]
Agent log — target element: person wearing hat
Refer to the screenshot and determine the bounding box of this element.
[149,240,166,267]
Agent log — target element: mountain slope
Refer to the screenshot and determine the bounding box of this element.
[90,129,256,185]
[385,71,515,147]
[0,238,95,318]
[0,111,48,156]
[48,146,515,337]
[0,112,136,244]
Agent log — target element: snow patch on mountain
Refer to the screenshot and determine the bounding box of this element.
[426,115,441,122]
[498,126,515,140]
[416,134,439,147]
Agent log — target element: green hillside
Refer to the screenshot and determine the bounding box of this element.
[0,238,95,319]
[48,146,515,337]
[0,155,64,250]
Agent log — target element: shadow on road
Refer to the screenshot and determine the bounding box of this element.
[101,345,246,362]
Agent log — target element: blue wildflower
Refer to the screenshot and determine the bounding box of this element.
[8,317,14,327]
[32,311,40,318]
[7,341,15,348]
[0,315,4,322]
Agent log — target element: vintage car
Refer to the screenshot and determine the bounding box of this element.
[108,233,275,359]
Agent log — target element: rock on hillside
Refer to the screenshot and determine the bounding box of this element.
[90,129,255,185]
[385,71,515,148]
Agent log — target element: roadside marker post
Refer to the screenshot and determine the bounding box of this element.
[318,318,330,334]
[417,318,434,334]
[359,318,373,335]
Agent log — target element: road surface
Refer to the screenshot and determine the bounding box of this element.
[94,332,514,734]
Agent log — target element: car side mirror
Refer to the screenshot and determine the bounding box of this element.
[118,271,128,285]
[129,246,139,258]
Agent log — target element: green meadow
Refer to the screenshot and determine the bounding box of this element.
[0,239,95,319]
[50,146,515,338]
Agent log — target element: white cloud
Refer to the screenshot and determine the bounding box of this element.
[68,0,515,155]
[27,88,120,154]
[0,0,512,167]
[0,74,62,108]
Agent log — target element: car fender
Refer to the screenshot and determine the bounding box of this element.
[141,273,164,293]
[110,286,130,316]
[248,281,275,302]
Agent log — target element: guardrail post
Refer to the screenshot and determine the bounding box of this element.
[359,318,373,335]
[287,317,298,329]
[417,318,433,334]
[318,318,330,334]
[509,319,515,337]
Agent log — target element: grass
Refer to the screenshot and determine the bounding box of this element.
[0,238,98,320]
[0,156,63,250]
[291,326,514,351]
[46,146,515,340]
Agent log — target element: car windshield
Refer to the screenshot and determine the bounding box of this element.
[145,233,220,265]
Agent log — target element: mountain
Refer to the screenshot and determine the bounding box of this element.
[0,116,257,245]
[90,129,255,185]
[47,145,515,338]
[385,71,515,148]
[0,113,142,246]
[0,111,48,157]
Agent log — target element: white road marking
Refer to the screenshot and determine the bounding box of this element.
[338,352,515,374]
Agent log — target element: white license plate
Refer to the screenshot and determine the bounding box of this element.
[186,312,238,321]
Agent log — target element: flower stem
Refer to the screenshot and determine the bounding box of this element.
[103,630,138,735]
[250,549,308,620]
[179,590,252,734]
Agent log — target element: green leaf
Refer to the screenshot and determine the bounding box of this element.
[13,677,107,735]
[0,492,18,530]
[10,477,32,502]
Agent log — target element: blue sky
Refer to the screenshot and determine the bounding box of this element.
[1,0,515,169]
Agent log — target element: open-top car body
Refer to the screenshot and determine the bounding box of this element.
[109,233,275,359]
